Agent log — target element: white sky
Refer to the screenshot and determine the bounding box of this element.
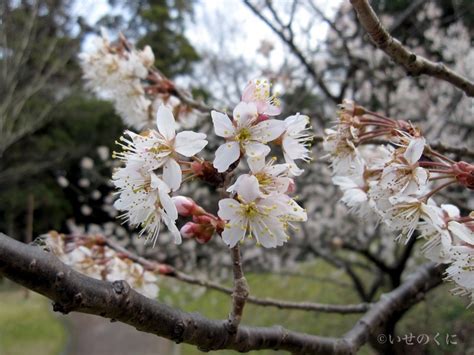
[74,0,341,67]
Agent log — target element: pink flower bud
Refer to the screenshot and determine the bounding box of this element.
[172,196,205,216]
[180,222,198,238]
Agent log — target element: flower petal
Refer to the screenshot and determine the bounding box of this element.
[233,101,257,127]
[244,141,270,160]
[236,175,261,202]
[448,221,474,245]
[156,105,177,141]
[218,198,241,220]
[222,217,247,248]
[161,211,182,244]
[211,111,235,138]
[175,131,208,157]
[213,142,240,172]
[404,137,425,165]
[159,188,178,221]
[163,158,182,191]
[251,119,285,143]
[241,81,256,102]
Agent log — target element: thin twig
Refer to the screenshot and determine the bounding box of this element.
[101,237,369,314]
[350,0,474,97]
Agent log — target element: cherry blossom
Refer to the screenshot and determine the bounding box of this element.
[218,176,306,248]
[241,79,282,117]
[212,102,285,172]
[281,113,313,176]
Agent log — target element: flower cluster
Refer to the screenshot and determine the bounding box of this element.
[213,80,311,247]
[43,232,161,298]
[324,100,474,303]
[111,79,311,249]
[112,105,208,246]
[79,29,196,130]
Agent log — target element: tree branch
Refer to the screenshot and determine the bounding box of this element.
[101,235,370,314]
[0,234,443,354]
[243,0,339,103]
[0,233,349,354]
[350,0,474,97]
[226,245,249,334]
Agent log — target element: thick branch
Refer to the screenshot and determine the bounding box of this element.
[350,0,474,97]
[0,234,443,354]
[344,262,444,349]
[0,233,347,354]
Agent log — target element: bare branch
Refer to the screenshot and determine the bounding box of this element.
[102,236,369,314]
[0,233,443,354]
[350,0,474,97]
[243,0,339,103]
[226,245,250,334]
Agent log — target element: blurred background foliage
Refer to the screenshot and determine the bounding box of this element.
[0,0,200,240]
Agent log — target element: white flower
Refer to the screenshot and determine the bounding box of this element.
[332,161,372,216]
[113,166,181,245]
[281,113,313,176]
[227,157,292,195]
[445,245,474,303]
[379,137,428,196]
[241,79,281,116]
[116,105,207,191]
[212,102,285,172]
[419,204,457,263]
[323,128,361,175]
[218,175,306,248]
[381,196,433,243]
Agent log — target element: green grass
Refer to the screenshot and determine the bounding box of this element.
[0,287,66,355]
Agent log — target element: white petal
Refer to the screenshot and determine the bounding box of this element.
[236,175,261,202]
[218,199,241,220]
[284,114,309,134]
[403,137,425,164]
[251,119,285,143]
[150,174,170,193]
[248,157,265,173]
[162,211,182,244]
[448,221,474,245]
[222,217,247,248]
[282,136,306,160]
[241,81,255,102]
[441,204,460,218]
[213,142,240,172]
[175,131,208,157]
[211,111,235,138]
[244,141,270,160]
[163,158,182,191]
[284,153,304,176]
[263,104,282,116]
[233,101,257,127]
[156,105,177,141]
[159,189,178,221]
[226,174,247,194]
[252,216,287,248]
